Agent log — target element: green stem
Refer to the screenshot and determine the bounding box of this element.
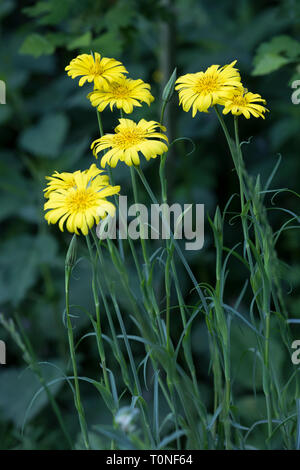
[86,234,110,391]
[129,165,164,339]
[214,105,238,168]
[216,109,273,443]
[234,117,272,439]
[224,348,232,450]
[215,108,254,272]
[160,101,167,126]
[130,166,151,276]
[96,109,157,323]
[96,109,104,137]
[135,166,210,316]
[158,151,173,351]
[65,266,90,449]
[159,103,206,425]
[111,295,155,447]
[89,230,131,391]
[158,141,188,346]
[264,309,272,439]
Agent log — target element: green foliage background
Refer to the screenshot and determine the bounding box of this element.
[0,0,300,449]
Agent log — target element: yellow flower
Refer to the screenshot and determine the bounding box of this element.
[222,88,268,119]
[175,61,242,116]
[44,164,108,198]
[65,52,127,88]
[44,169,120,235]
[88,75,154,114]
[91,118,168,168]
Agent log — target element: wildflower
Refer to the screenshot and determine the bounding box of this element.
[222,88,268,119]
[44,164,108,198]
[175,61,242,116]
[115,407,139,434]
[88,75,154,114]
[44,169,120,235]
[91,118,168,168]
[65,52,127,88]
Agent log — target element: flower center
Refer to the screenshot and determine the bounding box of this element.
[113,129,144,149]
[66,189,98,212]
[109,82,131,98]
[91,59,105,76]
[230,94,248,107]
[193,74,219,94]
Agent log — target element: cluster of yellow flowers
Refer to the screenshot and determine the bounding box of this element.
[175,60,268,119]
[44,52,268,236]
[44,164,120,235]
[66,53,167,168]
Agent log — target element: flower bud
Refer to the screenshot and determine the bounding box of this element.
[214,206,223,237]
[65,234,77,269]
[162,67,177,103]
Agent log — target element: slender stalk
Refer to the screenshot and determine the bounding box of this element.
[96,109,104,137]
[130,166,151,276]
[159,100,173,351]
[129,165,165,343]
[264,307,272,438]
[215,108,254,272]
[234,116,273,439]
[86,234,110,391]
[89,230,131,391]
[213,209,232,449]
[158,151,172,351]
[135,166,210,316]
[160,100,168,127]
[210,332,223,439]
[214,105,238,167]
[216,108,273,443]
[96,109,160,326]
[93,261,155,447]
[94,101,206,448]
[223,343,232,450]
[160,105,207,438]
[65,266,90,449]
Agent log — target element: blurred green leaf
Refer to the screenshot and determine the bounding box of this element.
[0,234,58,306]
[0,365,62,427]
[260,35,300,58]
[268,118,299,150]
[46,32,69,48]
[68,31,92,51]
[252,53,291,76]
[23,0,71,25]
[104,1,135,29]
[22,2,51,19]
[19,33,55,58]
[19,113,69,159]
[252,35,300,75]
[91,32,123,57]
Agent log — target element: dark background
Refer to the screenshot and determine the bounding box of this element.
[0,0,299,449]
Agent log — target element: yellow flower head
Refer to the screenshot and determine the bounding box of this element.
[175,60,242,116]
[44,164,108,198]
[222,88,268,119]
[44,168,120,235]
[91,118,168,168]
[65,52,127,88]
[88,75,154,114]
